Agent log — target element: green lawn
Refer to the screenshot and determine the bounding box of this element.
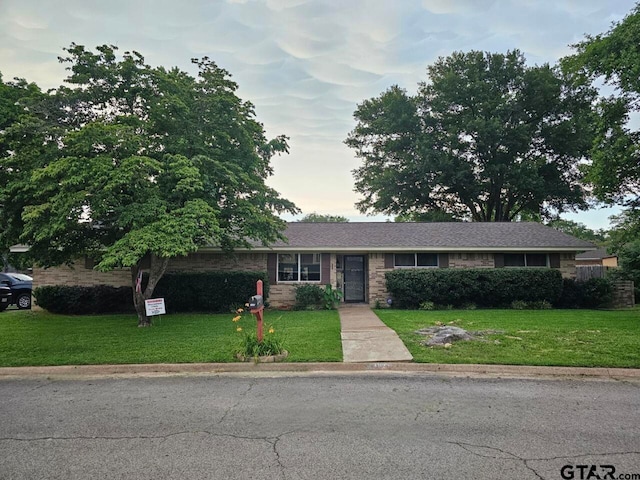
[376,308,640,368]
[0,309,342,366]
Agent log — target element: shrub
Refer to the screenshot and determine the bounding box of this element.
[34,271,269,315]
[294,284,324,310]
[530,300,553,310]
[385,268,563,309]
[34,285,135,314]
[323,284,343,310]
[419,301,435,310]
[556,277,613,309]
[580,277,613,309]
[556,278,583,308]
[152,271,269,313]
[511,300,528,310]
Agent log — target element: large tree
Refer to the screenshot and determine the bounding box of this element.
[562,4,640,263]
[346,50,605,222]
[0,44,297,326]
[0,74,43,260]
[562,3,640,205]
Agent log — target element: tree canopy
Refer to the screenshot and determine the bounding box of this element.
[562,4,640,205]
[546,218,607,245]
[0,44,297,325]
[346,50,607,222]
[0,74,43,257]
[297,212,349,222]
[562,2,640,278]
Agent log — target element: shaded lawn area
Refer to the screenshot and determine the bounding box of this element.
[0,309,342,367]
[375,308,640,368]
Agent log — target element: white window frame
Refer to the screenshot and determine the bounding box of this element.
[393,253,439,268]
[277,253,322,283]
[504,253,550,268]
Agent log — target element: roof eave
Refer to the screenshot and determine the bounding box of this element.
[198,246,596,253]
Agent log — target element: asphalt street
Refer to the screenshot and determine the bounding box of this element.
[1,373,639,480]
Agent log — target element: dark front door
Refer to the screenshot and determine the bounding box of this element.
[344,255,365,302]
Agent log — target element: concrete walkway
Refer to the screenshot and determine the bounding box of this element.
[339,304,413,363]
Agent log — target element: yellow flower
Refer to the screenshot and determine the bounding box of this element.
[244,303,250,307]
[232,315,241,322]
[236,308,243,313]
[236,327,243,332]
[268,327,275,334]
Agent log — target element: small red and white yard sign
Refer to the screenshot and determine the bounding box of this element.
[144,298,166,316]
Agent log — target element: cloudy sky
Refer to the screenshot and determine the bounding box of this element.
[0,0,635,229]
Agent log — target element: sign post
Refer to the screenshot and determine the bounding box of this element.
[250,280,265,342]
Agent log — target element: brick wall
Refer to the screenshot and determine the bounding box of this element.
[167,252,267,273]
[32,252,268,290]
[559,253,576,278]
[32,261,131,289]
[448,253,494,268]
[368,253,392,306]
[268,285,297,309]
[612,280,635,309]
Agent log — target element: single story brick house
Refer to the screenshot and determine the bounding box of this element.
[29,222,595,308]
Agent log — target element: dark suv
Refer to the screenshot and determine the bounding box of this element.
[0,273,32,310]
[0,286,10,311]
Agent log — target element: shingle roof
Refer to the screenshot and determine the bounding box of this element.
[576,248,615,260]
[250,222,596,251]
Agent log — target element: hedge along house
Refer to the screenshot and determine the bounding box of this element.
[27,222,595,309]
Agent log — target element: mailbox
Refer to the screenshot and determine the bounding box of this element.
[249,295,263,309]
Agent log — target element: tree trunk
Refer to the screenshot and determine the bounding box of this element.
[131,254,169,327]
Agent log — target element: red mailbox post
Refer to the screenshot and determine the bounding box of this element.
[250,280,265,342]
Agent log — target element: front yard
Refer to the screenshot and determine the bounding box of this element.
[2,307,639,368]
[375,308,640,368]
[0,309,343,366]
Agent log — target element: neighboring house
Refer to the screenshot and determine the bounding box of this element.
[26,222,595,308]
[575,248,618,267]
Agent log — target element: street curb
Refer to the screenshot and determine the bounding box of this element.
[1,362,639,381]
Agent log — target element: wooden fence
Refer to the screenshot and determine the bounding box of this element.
[576,266,612,281]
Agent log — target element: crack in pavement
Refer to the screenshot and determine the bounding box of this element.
[267,432,293,480]
[449,441,640,480]
[0,429,291,445]
[0,428,296,479]
[217,379,255,425]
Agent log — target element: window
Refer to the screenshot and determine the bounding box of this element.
[277,253,321,282]
[394,253,416,267]
[504,254,525,267]
[417,253,438,266]
[504,253,548,267]
[394,253,438,268]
